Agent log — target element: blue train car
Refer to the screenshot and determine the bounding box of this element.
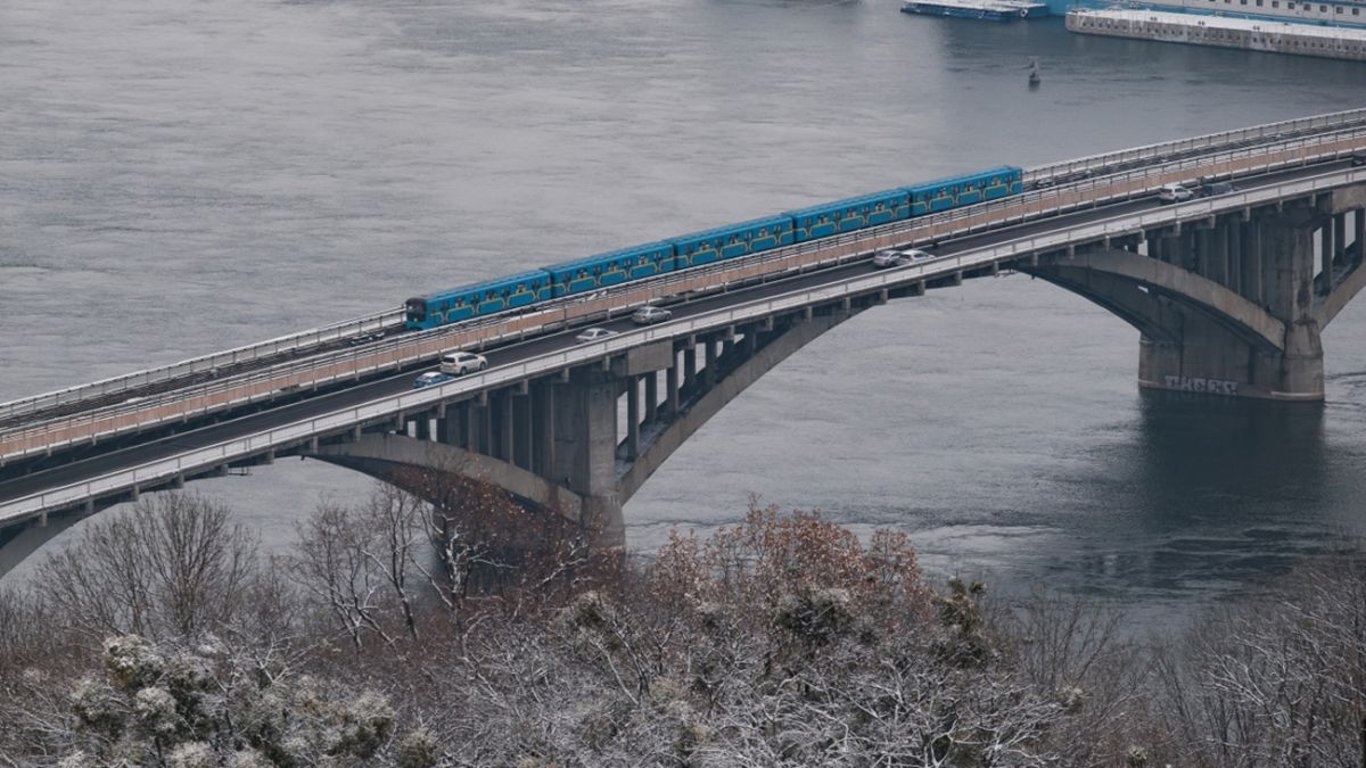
[544,241,677,298]
[404,270,553,330]
[977,165,1023,201]
[671,215,795,268]
[784,189,911,243]
[904,166,1023,216]
[905,173,970,215]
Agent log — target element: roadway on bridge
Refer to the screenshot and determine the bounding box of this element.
[0,159,1351,508]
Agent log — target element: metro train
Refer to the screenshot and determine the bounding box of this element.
[403,165,1024,331]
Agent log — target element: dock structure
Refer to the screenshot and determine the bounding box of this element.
[901,0,1049,21]
[1066,8,1366,60]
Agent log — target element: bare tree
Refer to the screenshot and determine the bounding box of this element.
[33,492,259,640]
[1153,552,1366,768]
[291,500,394,650]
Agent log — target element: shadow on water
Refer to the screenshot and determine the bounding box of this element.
[1049,392,1336,619]
[1132,391,1326,517]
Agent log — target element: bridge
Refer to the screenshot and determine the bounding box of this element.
[2,109,1365,576]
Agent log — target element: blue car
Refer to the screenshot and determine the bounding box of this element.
[412,371,455,389]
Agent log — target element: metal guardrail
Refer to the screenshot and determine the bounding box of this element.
[2,128,1364,465]
[1023,106,1366,186]
[5,165,1362,526]
[4,107,1364,427]
[0,308,405,424]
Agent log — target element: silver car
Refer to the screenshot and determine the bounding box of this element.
[631,305,673,325]
[1156,183,1194,204]
[872,248,932,268]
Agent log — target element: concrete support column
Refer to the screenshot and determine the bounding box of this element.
[1334,212,1346,262]
[1240,220,1264,307]
[437,414,459,446]
[1227,220,1243,295]
[701,337,717,391]
[644,372,658,423]
[1210,224,1229,287]
[1320,221,1335,290]
[550,369,624,549]
[626,376,640,461]
[666,356,680,417]
[683,346,697,396]
[413,415,431,442]
[1349,209,1360,259]
[459,401,475,450]
[498,394,515,463]
[534,382,556,476]
[1258,209,1322,398]
[514,392,532,470]
[1160,233,1183,265]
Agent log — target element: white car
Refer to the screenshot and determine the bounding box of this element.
[439,350,488,375]
[1156,183,1194,204]
[575,327,619,343]
[872,248,932,268]
[631,305,673,325]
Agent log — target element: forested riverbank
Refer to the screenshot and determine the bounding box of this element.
[0,482,1361,767]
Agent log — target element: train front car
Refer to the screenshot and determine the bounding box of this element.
[670,215,795,269]
[981,166,1024,200]
[544,241,677,299]
[784,189,911,243]
[403,270,553,331]
[904,166,1024,216]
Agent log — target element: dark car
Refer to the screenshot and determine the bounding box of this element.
[1197,180,1236,197]
[1352,150,1366,168]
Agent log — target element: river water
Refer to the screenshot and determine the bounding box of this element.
[3,0,1365,622]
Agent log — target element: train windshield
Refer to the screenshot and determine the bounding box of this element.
[405,298,427,320]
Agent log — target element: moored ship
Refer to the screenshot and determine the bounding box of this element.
[1060,0,1366,27]
[900,0,1049,21]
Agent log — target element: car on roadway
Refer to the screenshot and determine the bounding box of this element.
[1352,150,1366,167]
[439,350,488,375]
[412,371,455,389]
[575,327,619,343]
[872,248,933,268]
[631,305,673,325]
[1197,180,1236,198]
[1156,183,1194,204]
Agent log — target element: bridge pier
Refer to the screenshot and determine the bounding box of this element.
[1029,187,1366,401]
[1140,207,1324,400]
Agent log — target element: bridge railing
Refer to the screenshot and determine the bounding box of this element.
[7,164,1365,527]
[1024,106,1366,187]
[3,129,1365,465]
[0,308,406,426]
